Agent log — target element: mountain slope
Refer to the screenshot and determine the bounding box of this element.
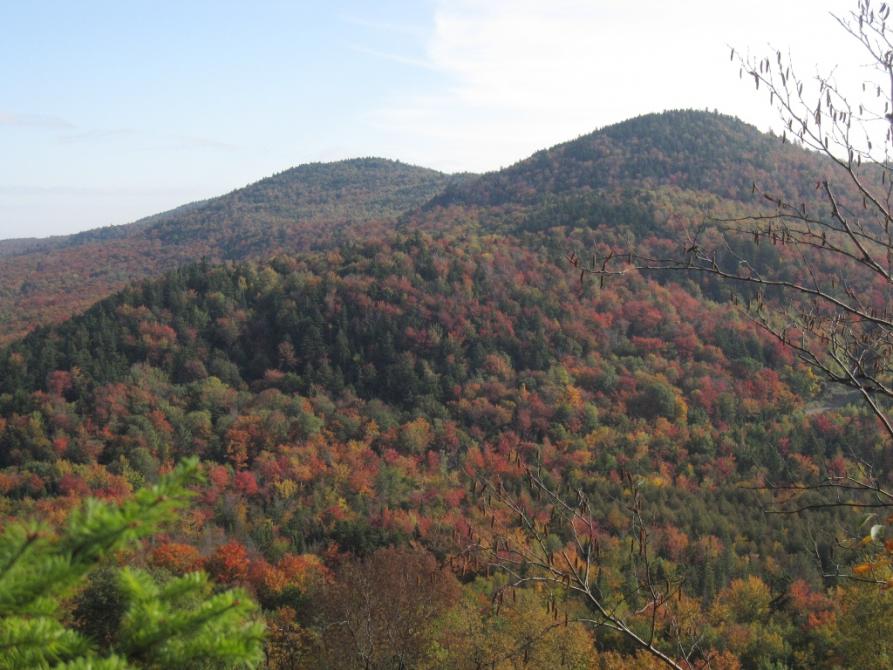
[0,158,451,345]
[0,229,862,665]
[0,110,877,667]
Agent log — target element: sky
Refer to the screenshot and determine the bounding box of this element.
[0,0,853,239]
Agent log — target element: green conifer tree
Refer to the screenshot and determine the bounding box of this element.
[0,457,265,669]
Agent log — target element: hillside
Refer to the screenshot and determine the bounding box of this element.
[0,226,873,666]
[0,158,451,345]
[0,110,885,667]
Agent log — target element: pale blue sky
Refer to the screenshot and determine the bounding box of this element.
[1,0,847,238]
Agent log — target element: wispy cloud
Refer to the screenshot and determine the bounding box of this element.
[339,14,429,40]
[55,126,238,152]
[364,0,632,170]
[364,0,847,173]
[170,134,239,151]
[347,44,436,70]
[57,128,140,144]
[0,111,237,152]
[0,185,196,197]
[0,112,74,130]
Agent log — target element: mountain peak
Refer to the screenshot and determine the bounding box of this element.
[431,109,814,208]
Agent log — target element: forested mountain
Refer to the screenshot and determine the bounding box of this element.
[429,110,831,209]
[0,158,451,345]
[1,110,886,668]
[0,111,842,347]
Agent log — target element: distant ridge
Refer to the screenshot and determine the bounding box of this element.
[0,110,838,345]
[0,158,451,344]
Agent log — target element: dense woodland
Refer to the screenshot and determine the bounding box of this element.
[1,111,891,668]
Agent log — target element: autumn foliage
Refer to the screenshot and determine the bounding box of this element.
[0,111,887,667]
